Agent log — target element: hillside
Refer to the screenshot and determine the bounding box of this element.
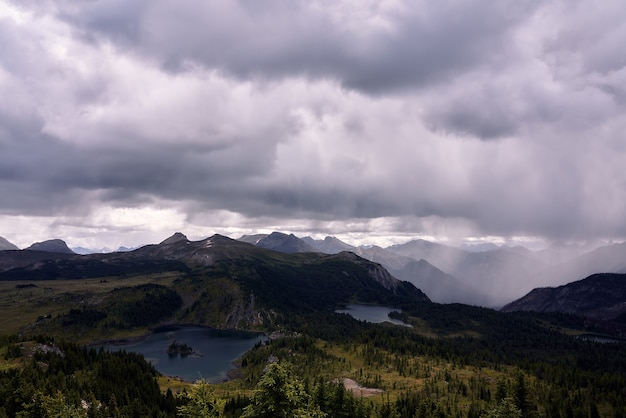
[0,236,18,251]
[501,273,626,324]
[390,259,491,305]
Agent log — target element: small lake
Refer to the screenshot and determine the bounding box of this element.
[335,304,412,327]
[103,326,266,382]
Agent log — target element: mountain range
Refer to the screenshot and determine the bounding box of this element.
[3,232,626,311]
[234,232,626,308]
[0,233,429,331]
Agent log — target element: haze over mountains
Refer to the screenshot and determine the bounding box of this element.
[238,232,626,307]
[0,236,19,251]
[2,232,626,309]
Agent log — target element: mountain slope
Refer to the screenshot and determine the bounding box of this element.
[0,250,79,273]
[501,273,626,322]
[390,259,491,305]
[302,236,356,254]
[248,234,490,305]
[254,231,319,253]
[354,245,416,271]
[26,239,75,254]
[386,239,546,306]
[0,236,19,251]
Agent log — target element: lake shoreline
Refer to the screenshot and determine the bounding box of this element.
[87,323,267,347]
[96,324,267,383]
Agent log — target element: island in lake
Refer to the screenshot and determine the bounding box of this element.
[166,340,200,357]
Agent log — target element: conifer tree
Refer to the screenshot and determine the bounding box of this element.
[177,380,225,418]
[241,361,325,418]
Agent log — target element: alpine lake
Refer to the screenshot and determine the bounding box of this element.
[103,326,266,382]
[335,304,412,327]
[104,305,409,382]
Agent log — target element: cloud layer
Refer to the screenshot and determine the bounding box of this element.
[1,0,625,249]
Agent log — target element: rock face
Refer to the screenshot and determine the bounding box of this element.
[501,273,626,322]
[26,239,75,254]
[0,236,19,251]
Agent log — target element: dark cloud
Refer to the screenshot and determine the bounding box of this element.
[54,0,540,94]
[1,0,626,249]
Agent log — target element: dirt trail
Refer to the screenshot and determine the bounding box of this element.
[342,378,384,397]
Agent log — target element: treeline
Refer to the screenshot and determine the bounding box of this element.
[58,283,183,330]
[2,321,626,417]
[0,335,176,417]
[0,258,189,281]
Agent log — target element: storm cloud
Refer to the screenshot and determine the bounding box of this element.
[1,0,625,249]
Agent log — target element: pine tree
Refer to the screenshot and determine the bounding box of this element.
[177,380,225,418]
[241,361,325,418]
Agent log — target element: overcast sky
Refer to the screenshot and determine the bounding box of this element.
[1,0,625,250]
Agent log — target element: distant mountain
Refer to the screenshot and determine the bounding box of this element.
[460,243,501,252]
[354,245,416,271]
[72,245,138,254]
[72,247,99,255]
[26,239,75,254]
[501,273,626,323]
[0,236,19,251]
[238,234,269,245]
[390,259,491,305]
[248,235,492,305]
[255,232,319,253]
[387,239,468,271]
[534,242,597,265]
[532,242,626,288]
[386,239,546,306]
[302,236,356,254]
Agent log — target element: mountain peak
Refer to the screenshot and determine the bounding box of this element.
[159,232,189,245]
[26,239,75,254]
[256,232,318,253]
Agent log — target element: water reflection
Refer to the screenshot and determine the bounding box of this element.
[335,304,412,327]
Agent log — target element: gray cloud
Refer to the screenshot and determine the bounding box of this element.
[55,0,539,93]
[1,0,626,249]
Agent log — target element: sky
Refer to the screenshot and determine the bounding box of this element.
[1,0,625,251]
